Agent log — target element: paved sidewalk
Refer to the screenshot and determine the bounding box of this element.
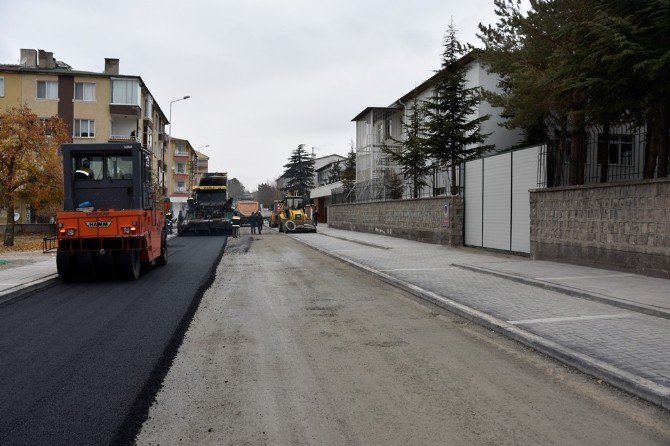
[0,251,58,303]
[289,225,670,409]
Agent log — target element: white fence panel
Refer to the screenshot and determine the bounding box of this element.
[483,153,512,251]
[463,145,541,254]
[511,146,539,253]
[464,159,483,247]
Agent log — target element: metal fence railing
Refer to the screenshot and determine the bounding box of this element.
[538,124,667,187]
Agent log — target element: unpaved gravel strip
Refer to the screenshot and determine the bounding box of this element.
[136,231,670,446]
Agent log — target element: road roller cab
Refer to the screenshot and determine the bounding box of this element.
[55,143,168,281]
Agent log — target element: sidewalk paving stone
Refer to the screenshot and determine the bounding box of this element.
[291,225,670,408]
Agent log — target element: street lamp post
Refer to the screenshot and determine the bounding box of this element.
[164,95,190,195]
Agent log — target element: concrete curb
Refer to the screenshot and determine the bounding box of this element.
[453,263,670,321]
[291,235,670,410]
[0,274,60,305]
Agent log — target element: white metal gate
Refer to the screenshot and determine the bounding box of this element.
[464,145,540,254]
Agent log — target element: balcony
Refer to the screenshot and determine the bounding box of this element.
[109,104,141,117]
[110,116,138,143]
[109,134,139,143]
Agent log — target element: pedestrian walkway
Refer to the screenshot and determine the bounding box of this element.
[0,252,58,303]
[289,225,670,409]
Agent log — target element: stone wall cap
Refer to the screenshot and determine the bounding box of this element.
[530,177,670,193]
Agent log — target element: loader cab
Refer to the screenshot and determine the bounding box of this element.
[61,143,152,211]
[285,196,304,210]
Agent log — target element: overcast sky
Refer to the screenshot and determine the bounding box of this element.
[1,0,506,190]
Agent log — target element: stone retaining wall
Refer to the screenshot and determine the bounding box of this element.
[328,196,463,246]
[530,178,670,278]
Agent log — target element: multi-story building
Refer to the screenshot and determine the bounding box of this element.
[309,154,346,223]
[0,48,170,222]
[351,52,522,200]
[167,137,198,215]
[194,150,209,185]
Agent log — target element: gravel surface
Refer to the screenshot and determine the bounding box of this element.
[137,230,670,446]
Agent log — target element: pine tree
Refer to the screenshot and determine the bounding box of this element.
[382,97,431,198]
[341,142,356,201]
[282,144,315,198]
[424,21,493,195]
[327,160,342,183]
[384,170,405,200]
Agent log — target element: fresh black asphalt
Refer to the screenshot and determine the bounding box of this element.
[0,235,227,446]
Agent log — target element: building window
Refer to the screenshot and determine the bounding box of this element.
[376,121,384,143]
[177,180,186,192]
[176,162,186,174]
[175,143,187,156]
[111,78,139,105]
[74,82,96,101]
[600,133,633,166]
[36,80,58,100]
[74,119,95,138]
[144,95,153,119]
[0,77,4,97]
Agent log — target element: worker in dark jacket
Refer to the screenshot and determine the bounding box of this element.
[257,211,263,234]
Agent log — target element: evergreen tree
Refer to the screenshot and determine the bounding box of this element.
[424,21,493,195]
[382,97,431,198]
[282,143,315,198]
[341,142,356,201]
[384,170,405,200]
[582,0,669,178]
[478,1,669,184]
[327,160,342,183]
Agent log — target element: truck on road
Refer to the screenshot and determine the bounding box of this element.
[55,143,168,281]
[236,200,260,226]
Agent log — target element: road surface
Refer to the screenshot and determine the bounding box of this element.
[137,230,670,445]
[0,235,227,445]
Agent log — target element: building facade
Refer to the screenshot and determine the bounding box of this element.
[194,150,209,185]
[0,49,170,223]
[168,138,198,215]
[351,53,522,201]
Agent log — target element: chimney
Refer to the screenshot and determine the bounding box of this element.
[44,51,55,68]
[104,58,119,75]
[20,49,37,68]
[37,50,55,68]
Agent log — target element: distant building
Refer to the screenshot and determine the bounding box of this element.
[168,138,198,215]
[309,154,346,224]
[194,150,209,185]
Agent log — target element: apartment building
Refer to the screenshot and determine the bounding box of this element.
[168,137,198,215]
[0,49,170,222]
[194,150,209,185]
[352,52,522,200]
